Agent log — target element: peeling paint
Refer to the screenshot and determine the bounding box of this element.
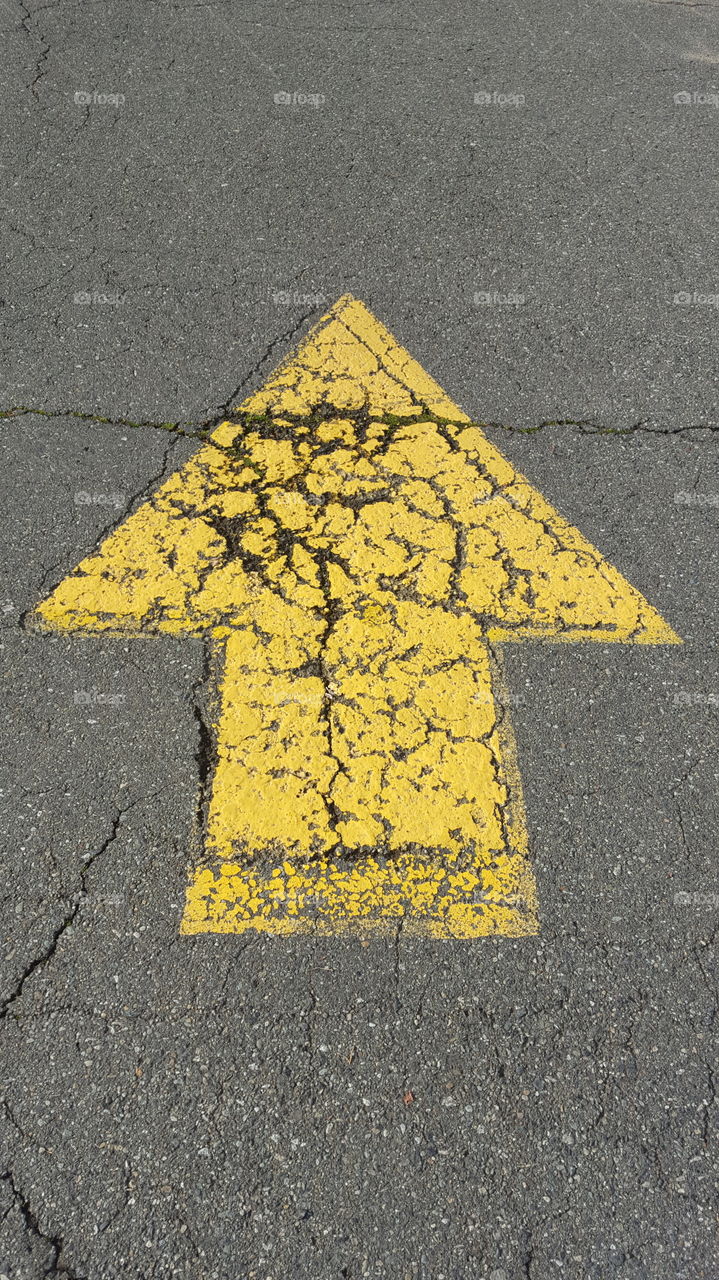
[30,295,681,937]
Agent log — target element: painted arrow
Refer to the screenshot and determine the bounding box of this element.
[32,296,680,938]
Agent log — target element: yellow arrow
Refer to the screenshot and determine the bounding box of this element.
[31,296,680,938]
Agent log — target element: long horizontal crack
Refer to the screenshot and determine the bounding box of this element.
[0,404,215,443]
[1,403,718,441]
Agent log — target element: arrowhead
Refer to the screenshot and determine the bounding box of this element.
[33,294,680,646]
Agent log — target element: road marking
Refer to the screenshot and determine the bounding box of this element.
[32,295,681,937]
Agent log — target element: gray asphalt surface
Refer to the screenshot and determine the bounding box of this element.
[1,1,718,1277]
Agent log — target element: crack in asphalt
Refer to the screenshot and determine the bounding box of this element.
[205,307,320,431]
[0,813,124,1023]
[0,792,163,1023]
[0,405,214,443]
[17,0,54,101]
[2,1167,87,1278]
[1,403,718,441]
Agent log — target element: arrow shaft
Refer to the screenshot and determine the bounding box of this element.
[183,610,536,935]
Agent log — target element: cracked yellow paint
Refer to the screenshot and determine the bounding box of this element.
[32,295,681,937]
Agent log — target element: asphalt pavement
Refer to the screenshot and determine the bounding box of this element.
[1,1,718,1277]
